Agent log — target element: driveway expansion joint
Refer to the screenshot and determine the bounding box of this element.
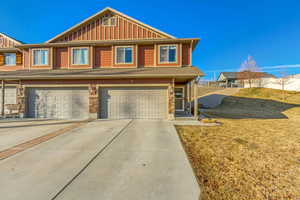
[51,119,133,200]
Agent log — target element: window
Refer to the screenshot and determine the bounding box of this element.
[4,53,16,66]
[116,47,133,64]
[33,49,48,65]
[175,88,184,98]
[175,87,184,111]
[102,16,116,26]
[159,45,177,63]
[72,48,88,65]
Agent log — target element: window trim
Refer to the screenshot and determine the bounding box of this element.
[71,47,89,66]
[158,44,178,64]
[175,86,185,112]
[4,53,16,66]
[32,48,49,66]
[115,46,134,65]
[101,16,117,26]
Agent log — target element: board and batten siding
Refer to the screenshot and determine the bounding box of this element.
[0,35,19,48]
[94,46,113,68]
[51,14,167,43]
[54,47,68,69]
[138,45,155,67]
[182,44,191,66]
[47,43,190,69]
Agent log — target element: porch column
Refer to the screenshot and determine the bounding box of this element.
[89,84,99,119]
[17,83,26,118]
[1,80,5,117]
[168,78,175,120]
[186,82,191,115]
[193,79,198,118]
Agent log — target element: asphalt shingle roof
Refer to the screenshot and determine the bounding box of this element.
[219,72,275,80]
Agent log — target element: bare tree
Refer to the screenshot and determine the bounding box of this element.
[237,55,262,88]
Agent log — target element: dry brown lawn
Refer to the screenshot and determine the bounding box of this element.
[176,88,300,200]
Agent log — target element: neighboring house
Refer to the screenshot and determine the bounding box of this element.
[0,7,203,120]
[0,33,24,114]
[217,72,275,87]
[244,74,300,91]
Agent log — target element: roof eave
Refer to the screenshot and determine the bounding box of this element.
[16,38,200,48]
[0,73,202,80]
[0,48,22,53]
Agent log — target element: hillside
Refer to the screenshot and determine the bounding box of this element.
[176,88,300,200]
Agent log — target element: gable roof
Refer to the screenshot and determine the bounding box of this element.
[46,7,176,43]
[218,72,275,81]
[0,32,23,49]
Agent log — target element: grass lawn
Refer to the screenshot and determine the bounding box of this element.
[176,88,300,200]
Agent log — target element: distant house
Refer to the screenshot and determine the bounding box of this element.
[217,72,275,87]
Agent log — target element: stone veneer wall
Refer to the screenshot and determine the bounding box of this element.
[89,84,99,119]
[168,83,175,120]
[17,84,25,118]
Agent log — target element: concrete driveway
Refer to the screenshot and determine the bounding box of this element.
[0,119,200,200]
[0,119,76,152]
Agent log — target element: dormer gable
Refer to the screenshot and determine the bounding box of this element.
[47,7,175,43]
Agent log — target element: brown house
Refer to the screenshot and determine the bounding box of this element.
[0,7,203,120]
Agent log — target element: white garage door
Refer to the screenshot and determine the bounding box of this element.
[0,87,17,112]
[100,87,168,119]
[27,87,89,119]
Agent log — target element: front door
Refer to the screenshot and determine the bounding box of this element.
[175,87,184,111]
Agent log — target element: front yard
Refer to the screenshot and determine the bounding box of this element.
[176,88,300,200]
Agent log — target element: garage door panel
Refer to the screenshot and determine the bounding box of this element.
[0,86,17,105]
[27,88,89,119]
[100,87,167,119]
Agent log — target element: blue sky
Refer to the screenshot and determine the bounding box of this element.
[1,0,300,80]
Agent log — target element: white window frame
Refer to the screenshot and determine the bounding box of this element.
[175,86,185,111]
[101,16,117,26]
[115,46,134,65]
[71,47,89,66]
[158,44,178,64]
[4,53,16,66]
[32,48,49,66]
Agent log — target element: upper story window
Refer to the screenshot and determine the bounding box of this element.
[72,48,89,65]
[101,14,116,26]
[159,45,177,63]
[116,47,133,64]
[33,49,48,66]
[4,53,16,66]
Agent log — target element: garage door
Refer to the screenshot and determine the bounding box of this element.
[27,87,89,119]
[0,87,17,112]
[100,87,168,119]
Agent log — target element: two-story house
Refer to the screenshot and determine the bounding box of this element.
[0,7,203,120]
